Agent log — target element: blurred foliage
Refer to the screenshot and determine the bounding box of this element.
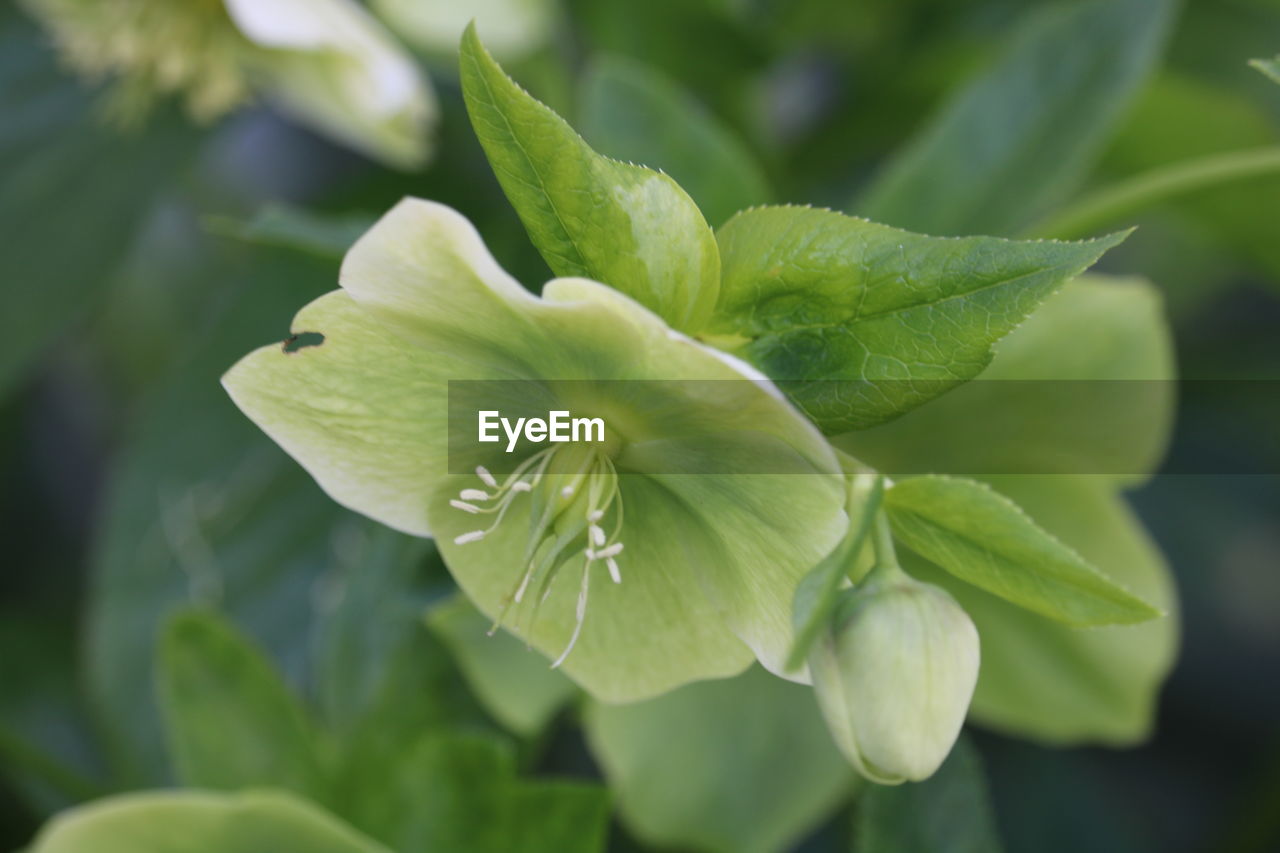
[2,0,1279,851]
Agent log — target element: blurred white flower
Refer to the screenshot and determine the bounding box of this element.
[23,0,436,169]
[372,0,556,62]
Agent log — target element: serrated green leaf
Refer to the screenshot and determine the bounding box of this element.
[28,790,391,853]
[839,276,1175,485]
[885,476,1160,626]
[579,55,771,227]
[1252,55,1280,84]
[158,610,327,799]
[855,736,1004,853]
[460,24,720,332]
[426,596,577,737]
[584,666,853,853]
[856,0,1173,236]
[904,476,1177,744]
[710,205,1125,432]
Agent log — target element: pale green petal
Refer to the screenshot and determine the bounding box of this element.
[223,291,456,537]
[584,666,854,853]
[30,789,390,853]
[906,475,1177,744]
[433,473,755,702]
[224,0,437,169]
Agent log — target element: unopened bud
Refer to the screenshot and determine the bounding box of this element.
[809,571,979,784]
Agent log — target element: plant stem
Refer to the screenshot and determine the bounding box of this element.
[0,726,107,803]
[1031,147,1280,239]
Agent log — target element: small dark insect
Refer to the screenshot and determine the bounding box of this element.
[282,332,326,354]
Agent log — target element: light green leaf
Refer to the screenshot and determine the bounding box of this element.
[158,610,326,799]
[460,25,721,332]
[885,476,1160,626]
[579,55,771,227]
[0,6,195,398]
[584,666,853,853]
[855,736,1004,853]
[840,276,1175,486]
[342,733,609,853]
[710,205,1125,432]
[905,476,1178,744]
[426,596,577,737]
[29,790,391,853]
[856,0,1173,236]
[206,205,376,260]
[1252,55,1280,84]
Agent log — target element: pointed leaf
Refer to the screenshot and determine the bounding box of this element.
[158,610,326,799]
[1252,56,1280,84]
[711,205,1125,432]
[460,25,720,332]
[885,476,1160,626]
[856,0,1174,236]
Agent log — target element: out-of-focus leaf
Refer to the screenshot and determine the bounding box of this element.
[579,55,770,227]
[158,610,326,798]
[86,248,364,786]
[1252,55,1280,84]
[28,790,391,853]
[856,0,1173,236]
[584,666,852,853]
[840,276,1175,486]
[206,206,375,260]
[710,205,1124,432]
[855,736,1004,853]
[908,476,1178,744]
[460,25,720,332]
[885,475,1161,626]
[425,596,577,737]
[342,733,609,853]
[0,6,197,398]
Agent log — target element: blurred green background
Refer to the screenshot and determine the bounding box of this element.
[2,0,1278,850]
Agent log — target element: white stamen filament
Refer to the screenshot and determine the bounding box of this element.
[511,481,532,492]
[589,524,606,546]
[476,466,498,488]
[606,557,622,584]
[450,500,482,514]
[459,488,490,501]
[595,542,624,559]
[454,530,486,545]
[561,485,575,498]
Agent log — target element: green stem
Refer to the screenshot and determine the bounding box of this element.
[865,510,903,583]
[1031,147,1280,239]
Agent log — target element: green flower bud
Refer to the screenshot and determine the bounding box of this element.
[809,569,979,785]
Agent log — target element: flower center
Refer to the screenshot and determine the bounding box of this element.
[450,444,625,668]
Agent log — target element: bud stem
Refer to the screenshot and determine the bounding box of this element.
[866,509,904,582]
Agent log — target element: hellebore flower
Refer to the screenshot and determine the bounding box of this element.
[22,0,435,168]
[809,563,980,784]
[223,198,849,701]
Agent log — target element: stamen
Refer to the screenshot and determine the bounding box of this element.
[561,485,575,499]
[589,524,606,546]
[551,559,593,669]
[454,530,486,545]
[595,543,624,559]
[450,500,482,514]
[606,557,622,584]
[588,509,604,522]
[476,466,498,488]
[459,488,490,501]
[511,481,532,492]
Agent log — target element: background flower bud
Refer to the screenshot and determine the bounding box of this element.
[810,572,980,784]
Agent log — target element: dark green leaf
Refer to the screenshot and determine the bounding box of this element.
[158,610,326,798]
[856,0,1174,236]
[206,205,376,260]
[0,7,197,398]
[710,205,1124,432]
[460,25,720,332]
